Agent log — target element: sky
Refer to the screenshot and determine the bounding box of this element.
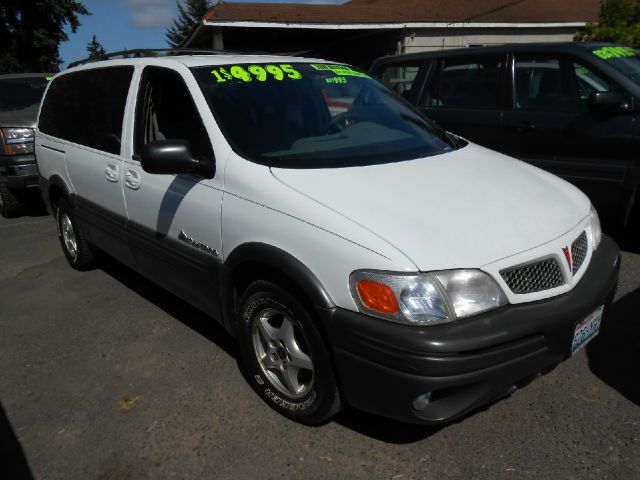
[59,0,345,68]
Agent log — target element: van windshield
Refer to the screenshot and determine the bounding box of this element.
[191,63,458,168]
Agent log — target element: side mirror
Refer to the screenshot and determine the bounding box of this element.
[140,139,202,175]
[588,91,625,113]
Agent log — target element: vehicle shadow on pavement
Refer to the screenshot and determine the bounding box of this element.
[602,221,639,255]
[98,257,238,360]
[587,288,640,406]
[0,402,34,480]
[334,408,443,443]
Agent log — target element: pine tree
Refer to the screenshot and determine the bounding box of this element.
[166,0,213,48]
[0,0,89,73]
[86,34,106,58]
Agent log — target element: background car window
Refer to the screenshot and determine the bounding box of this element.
[573,62,611,104]
[38,67,133,155]
[134,67,213,167]
[422,57,503,109]
[0,76,49,112]
[376,62,422,100]
[514,57,613,112]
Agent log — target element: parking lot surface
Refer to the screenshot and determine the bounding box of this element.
[1,212,639,480]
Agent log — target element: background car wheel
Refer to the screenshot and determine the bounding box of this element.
[0,178,24,218]
[55,199,97,271]
[237,280,341,425]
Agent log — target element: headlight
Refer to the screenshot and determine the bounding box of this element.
[589,204,602,251]
[349,270,508,326]
[1,128,35,155]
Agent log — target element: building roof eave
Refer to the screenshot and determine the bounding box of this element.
[201,20,589,30]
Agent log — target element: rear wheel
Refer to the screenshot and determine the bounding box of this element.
[55,199,97,271]
[0,178,24,218]
[237,280,341,425]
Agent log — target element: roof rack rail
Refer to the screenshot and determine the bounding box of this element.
[67,48,239,69]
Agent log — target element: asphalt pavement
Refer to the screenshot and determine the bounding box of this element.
[1,210,639,480]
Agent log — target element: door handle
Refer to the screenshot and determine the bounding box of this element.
[105,162,119,182]
[125,169,141,190]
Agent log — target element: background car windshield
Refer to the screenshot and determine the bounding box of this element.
[192,63,457,168]
[606,55,640,85]
[592,46,640,86]
[0,76,50,112]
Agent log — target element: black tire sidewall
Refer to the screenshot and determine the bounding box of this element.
[238,281,338,424]
[0,178,23,218]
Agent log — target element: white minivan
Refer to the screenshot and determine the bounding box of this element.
[36,51,620,425]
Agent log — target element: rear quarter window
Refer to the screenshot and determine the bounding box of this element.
[39,66,134,155]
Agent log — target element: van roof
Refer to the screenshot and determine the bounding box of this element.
[65,48,330,71]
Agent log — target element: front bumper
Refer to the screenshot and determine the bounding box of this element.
[319,235,621,424]
[0,153,39,190]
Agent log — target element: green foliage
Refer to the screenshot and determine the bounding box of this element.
[86,34,106,58]
[576,0,640,48]
[166,0,212,48]
[0,0,89,73]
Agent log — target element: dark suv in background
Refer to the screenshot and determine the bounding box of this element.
[371,43,640,234]
[0,73,52,217]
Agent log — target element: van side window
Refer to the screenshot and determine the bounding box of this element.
[39,67,133,155]
[134,66,213,170]
[376,61,423,100]
[422,56,503,109]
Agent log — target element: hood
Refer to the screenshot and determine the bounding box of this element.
[271,143,589,270]
[0,104,39,129]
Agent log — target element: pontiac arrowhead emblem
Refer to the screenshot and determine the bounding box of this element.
[562,246,572,271]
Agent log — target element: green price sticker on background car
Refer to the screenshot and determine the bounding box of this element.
[593,46,636,60]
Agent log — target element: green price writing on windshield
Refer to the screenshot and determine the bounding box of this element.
[211,64,302,83]
[311,64,370,78]
[593,46,636,60]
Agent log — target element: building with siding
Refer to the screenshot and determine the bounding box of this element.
[183,0,600,68]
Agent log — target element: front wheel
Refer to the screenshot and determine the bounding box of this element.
[237,280,341,425]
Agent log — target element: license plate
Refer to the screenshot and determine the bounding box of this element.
[571,305,604,355]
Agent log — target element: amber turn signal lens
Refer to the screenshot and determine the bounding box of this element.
[356,280,399,314]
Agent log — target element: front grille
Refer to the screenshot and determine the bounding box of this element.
[500,258,565,294]
[571,230,588,275]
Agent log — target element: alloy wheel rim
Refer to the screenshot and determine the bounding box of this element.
[252,307,314,399]
[60,212,77,260]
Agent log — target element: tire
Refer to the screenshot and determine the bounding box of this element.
[0,178,24,218]
[237,280,341,425]
[55,198,97,271]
